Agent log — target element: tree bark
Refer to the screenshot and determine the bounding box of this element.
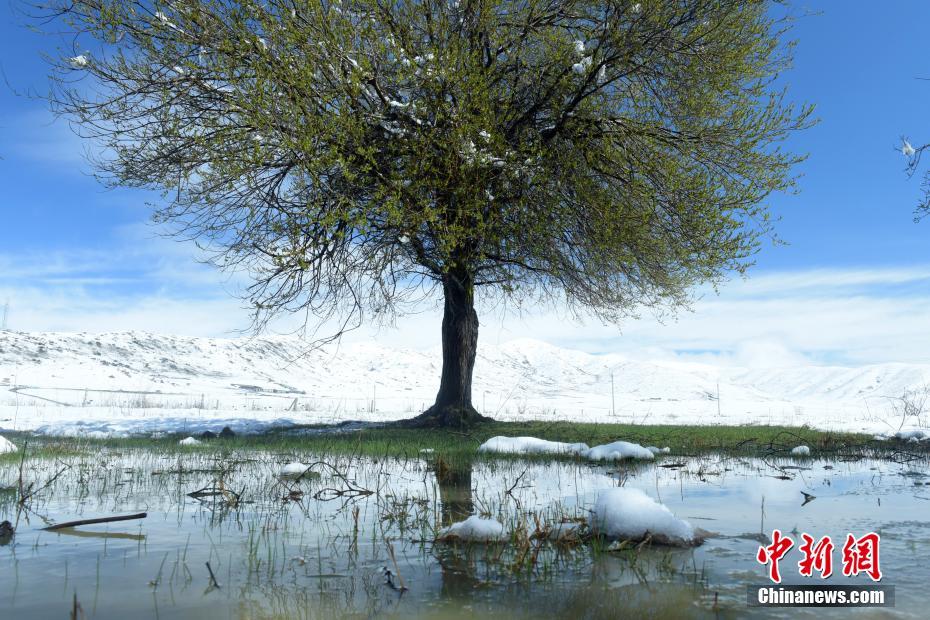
[404,269,492,427]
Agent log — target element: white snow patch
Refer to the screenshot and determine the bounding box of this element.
[68,55,89,69]
[437,515,506,542]
[585,440,655,461]
[589,487,694,546]
[572,57,592,75]
[179,436,201,446]
[874,430,930,442]
[646,446,671,455]
[279,462,310,477]
[477,436,589,456]
[790,445,811,456]
[0,435,17,454]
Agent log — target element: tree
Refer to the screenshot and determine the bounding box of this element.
[901,137,930,219]
[37,0,811,427]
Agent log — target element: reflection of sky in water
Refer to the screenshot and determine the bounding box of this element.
[0,451,927,618]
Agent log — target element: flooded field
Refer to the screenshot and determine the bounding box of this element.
[1,444,927,619]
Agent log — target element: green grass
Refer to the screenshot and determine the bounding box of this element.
[256,421,875,460]
[0,421,904,465]
[0,437,91,465]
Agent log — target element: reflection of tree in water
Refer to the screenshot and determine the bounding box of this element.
[438,461,473,526]
[433,459,482,600]
[429,459,706,618]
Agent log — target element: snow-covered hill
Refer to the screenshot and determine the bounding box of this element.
[0,330,926,436]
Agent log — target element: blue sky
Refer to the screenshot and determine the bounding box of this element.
[2,2,930,365]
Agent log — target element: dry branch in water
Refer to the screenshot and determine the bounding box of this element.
[205,561,221,590]
[276,460,373,503]
[43,512,148,531]
[188,478,242,507]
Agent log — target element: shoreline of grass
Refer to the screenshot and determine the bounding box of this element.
[1,420,923,464]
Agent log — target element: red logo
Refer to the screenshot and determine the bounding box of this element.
[841,533,882,582]
[757,531,881,583]
[798,534,834,578]
[756,529,794,583]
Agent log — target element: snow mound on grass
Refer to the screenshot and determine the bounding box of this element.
[178,436,201,446]
[646,446,671,455]
[437,516,506,542]
[0,435,16,454]
[585,440,655,461]
[279,462,310,477]
[477,436,589,456]
[872,430,930,442]
[589,487,694,546]
[790,445,811,456]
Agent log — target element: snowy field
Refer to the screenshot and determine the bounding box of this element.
[0,330,927,437]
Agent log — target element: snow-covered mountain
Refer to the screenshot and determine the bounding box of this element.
[0,330,926,436]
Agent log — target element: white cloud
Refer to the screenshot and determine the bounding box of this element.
[469,270,930,366]
[243,266,930,367]
[2,243,929,367]
[721,266,930,296]
[0,285,247,336]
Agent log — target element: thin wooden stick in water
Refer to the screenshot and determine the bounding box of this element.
[43,512,147,531]
[205,561,220,588]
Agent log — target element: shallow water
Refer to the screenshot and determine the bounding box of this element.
[1,448,928,619]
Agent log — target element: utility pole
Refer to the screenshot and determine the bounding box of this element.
[611,370,615,418]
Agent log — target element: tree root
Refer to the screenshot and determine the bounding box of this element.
[396,403,494,429]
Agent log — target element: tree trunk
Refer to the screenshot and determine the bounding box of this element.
[404,269,492,427]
